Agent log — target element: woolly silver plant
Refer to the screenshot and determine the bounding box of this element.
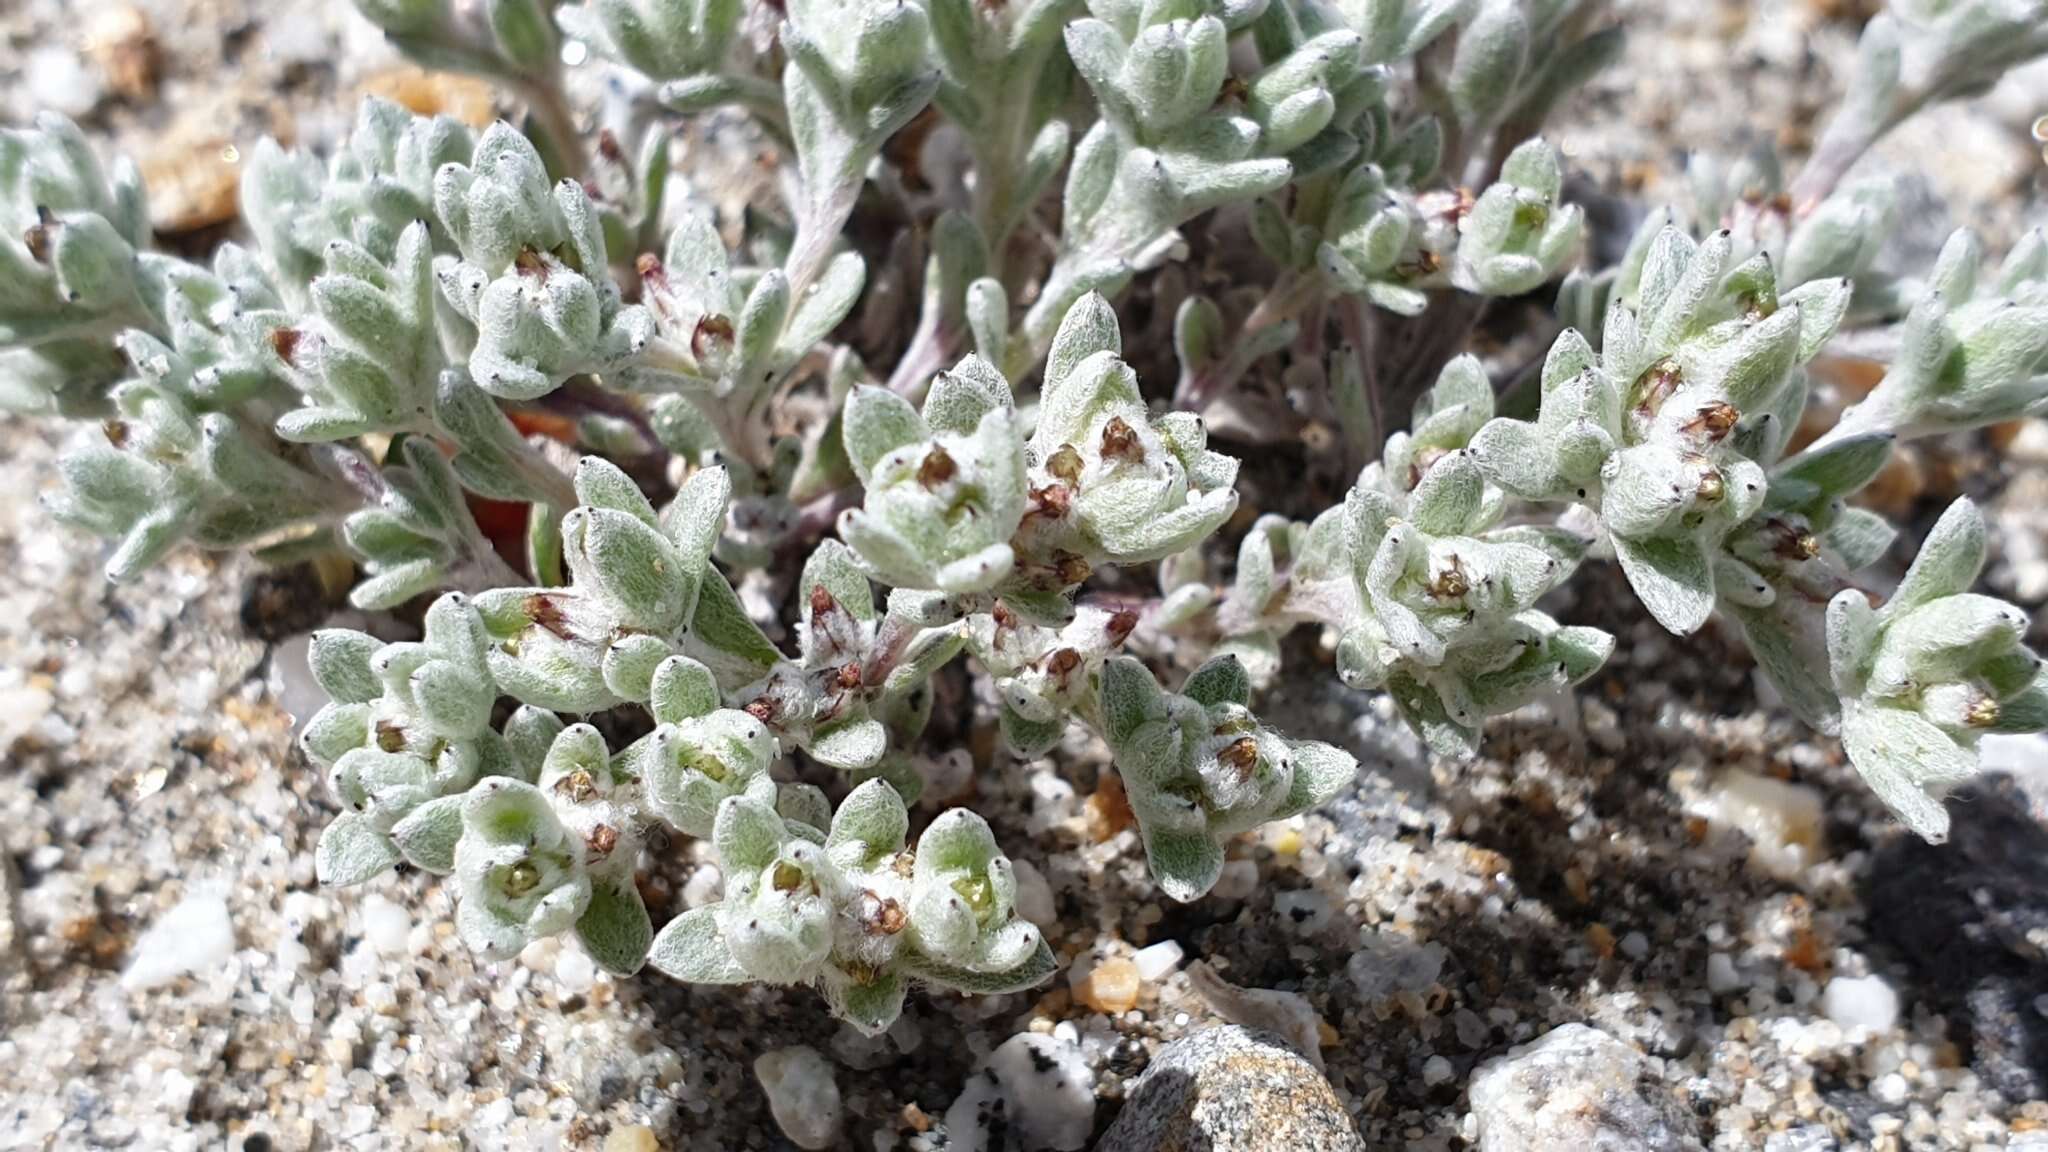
[6,0,2048,1031]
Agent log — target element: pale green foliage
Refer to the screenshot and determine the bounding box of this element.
[435,125,652,400]
[0,112,158,413]
[839,358,1027,594]
[1451,138,1583,296]
[11,0,2048,1028]
[1828,499,2048,843]
[1829,227,2048,441]
[647,781,1054,1034]
[1475,227,1850,633]
[1100,655,1357,900]
[472,458,730,713]
[1017,294,1241,567]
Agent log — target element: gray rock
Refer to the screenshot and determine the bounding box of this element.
[1466,1024,1702,1152]
[1096,1025,1364,1152]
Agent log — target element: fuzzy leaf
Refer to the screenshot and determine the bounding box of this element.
[390,794,465,874]
[1840,701,1977,844]
[576,876,653,976]
[316,811,400,887]
[647,906,749,984]
[1182,655,1252,709]
[1612,533,1716,635]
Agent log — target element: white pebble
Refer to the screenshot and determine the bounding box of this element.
[25,47,102,118]
[1822,973,1900,1035]
[1873,1072,1909,1105]
[1707,953,1742,994]
[360,894,411,957]
[158,1067,197,1112]
[1133,940,1185,982]
[555,946,596,994]
[1423,1054,1455,1086]
[1687,769,1827,881]
[943,1033,1095,1152]
[1619,931,1649,960]
[122,886,235,991]
[755,1046,841,1151]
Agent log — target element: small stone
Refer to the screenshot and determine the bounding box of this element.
[0,852,18,967]
[1084,775,1135,841]
[943,1033,1094,1152]
[1687,769,1827,881]
[83,6,160,102]
[121,886,234,991]
[754,1046,841,1151]
[554,946,596,994]
[25,47,102,119]
[604,1124,659,1152]
[1822,973,1900,1034]
[1096,1026,1363,1152]
[1423,1055,1455,1086]
[1132,940,1184,982]
[0,680,55,754]
[138,124,242,234]
[359,894,410,958]
[1762,1126,1835,1152]
[1076,956,1141,1014]
[1186,961,1326,1070]
[1707,952,1742,994]
[357,67,499,128]
[1273,889,1330,933]
[1467,1023,1702,1152]
[1011,858,1056,929]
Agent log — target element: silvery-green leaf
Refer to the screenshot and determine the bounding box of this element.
[647,905,749,984]
[576,876,653,976]
[1732,601,1842,733]
[1182,655,1252,709]
[1274,739,1356,820]
[1612,533,1716,635]
[820,965,906,1035]
[663,463,730,574]
[842,385,927,486]
[1885,497,1984,620]
[650,654,723,723]
[601,632,673,702]
[391,794,466,875]
[1825,507,1896,571]
[309,629,384,704]
[825,778,908,866]
[810,716,888,770]
[1774,432,1894,507]
[574,457,658,525]
[316,811,400,887]
[1840,700,1977,844]
[1100,656,1165,746]
[684,569,782,691]
[909,935,1057,995]
[1142,824,1226,903]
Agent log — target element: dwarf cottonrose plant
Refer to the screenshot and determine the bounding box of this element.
[7,0,2048,1029]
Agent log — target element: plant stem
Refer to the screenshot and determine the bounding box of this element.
[1173,271,1327,412]
[1336,296,1384,477]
